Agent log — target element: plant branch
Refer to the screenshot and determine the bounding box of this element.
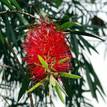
[0,64,18,71]
[0,10,35,18]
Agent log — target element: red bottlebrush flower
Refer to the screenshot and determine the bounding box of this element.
[23,19,72,81]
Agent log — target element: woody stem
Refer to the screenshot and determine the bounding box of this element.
[0,10,35,18]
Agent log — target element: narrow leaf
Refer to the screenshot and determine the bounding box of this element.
[85,68,97,99]
[38,55,48,69]
[82,54,105,95]
[53,0,63,7]
[70,35,79,57]
[55,84,65,103]
[50,75,66,103]
[0,0,13,9]
[60,72,81,79]
[10,0,21,9]
[18,74,30,101]
[59,57,70,64]
[61,22,81,30]
[55,78,67,96]
[79,36,98,54]
[26,78,46,93]
[69,30,104,41]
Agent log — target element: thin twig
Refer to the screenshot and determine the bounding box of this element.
[0,10,35,18]
[0,64,12,69]
[0,64,18,71]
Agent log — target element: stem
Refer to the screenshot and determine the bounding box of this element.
[0,64,17,71]
[0,10,35,18]
[28,93,34,107]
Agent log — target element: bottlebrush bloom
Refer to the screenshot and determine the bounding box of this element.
[23,19,72,81]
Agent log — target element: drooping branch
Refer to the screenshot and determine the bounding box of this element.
[0,10,35,18]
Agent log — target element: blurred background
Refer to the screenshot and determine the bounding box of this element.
[0,0,107,107]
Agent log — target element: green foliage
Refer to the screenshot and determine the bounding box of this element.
[54,82,65,103]
[38,55,48,70]
[26,77,47,93]
[18,73,30,101]
[53,0,63,7]
[0,0,106,107]
[60,72,81,79]
[50,75,66,103]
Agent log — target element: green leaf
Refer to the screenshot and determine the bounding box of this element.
[61,22,81,30]
[70,35,79,57]
[58,57,70,64]
[50,75,67,96]
[26,78,46,93]
[82,54,105,95]
[53,0,63,7]
[50,75,66,103]
[79,36,98,54]
[0,32,5,44]
[5,16,17,45]
[0,0,21,9]
[69,30,104,41]
[18,14,29,25]
[26,82,42,93]
[82,54,100,101]
[0,0,13,9]
[38,55,48,70]
[60,72,81,79]
[86,67,98,100]
[18,74,30,101]
[54,77,67,96]
[55,84,65,103]
[10,0,21,9]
